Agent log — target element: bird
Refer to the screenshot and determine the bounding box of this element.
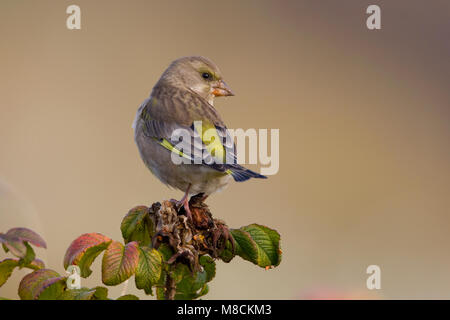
[133,56,266,219]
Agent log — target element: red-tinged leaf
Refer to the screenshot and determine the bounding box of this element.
[36,277,66,300]
[18,242,35,267]
[18,269,65,300]
[0,259,19,287]
[59,286,109,300]
[63,233,112,278]
[0,233,26,258]
[102,241,139,286]
[6,228,47,248]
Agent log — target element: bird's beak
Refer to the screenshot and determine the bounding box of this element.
[212,80,234,97]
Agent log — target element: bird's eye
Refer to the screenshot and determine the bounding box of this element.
[202,72,211,80]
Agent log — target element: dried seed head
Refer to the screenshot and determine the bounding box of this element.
[150,194,235,271]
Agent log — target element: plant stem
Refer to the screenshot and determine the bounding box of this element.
[165,273,176,300]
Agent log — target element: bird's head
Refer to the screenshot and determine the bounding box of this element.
[158,56,234,105]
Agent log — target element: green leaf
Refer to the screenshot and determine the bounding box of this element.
[173,255,216,300]
[117,294,139,300]
[197,284,209,297]
[92,286,109,300]
[241,224,282,267]
[63,233,112,278]
[173,267,206,300]
[171,262,189,284]
[58,286,109,300]
[18,269,65,300]
[135,246,162,295]
[0,233,27,258]
[231,224,282,268]
[121,206,153,246]
[155,271,166,300]
[6,228,47,248]
[0,259,19,287]
[157,243,174,262]
[102,241,139,286]
[230,229,257,262]
[199,255,216,283]
[219,239,236,263]
[18,242,36,268]
[59,287,97,300]
[25,259,45,270]
[37,278,66,300]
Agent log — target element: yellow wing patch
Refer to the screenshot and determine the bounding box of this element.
[156,138,192,161]
[193,120,226,164]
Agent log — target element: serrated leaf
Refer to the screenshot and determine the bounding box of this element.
[59,287,97,300]
[58,286,108,300]
[230,229,258,262]
[18,269,65,300]
[117,294,139,300]
[0,233,27,258]
[0,259,19,287]
[6,228,47,248]
[63,233,112,278]
[231,224,282,268]
[121,206,153,245]
[173,256,216,300]
[135,246,162,295]
[241,224,281,267]
[173,269,207,300]
[102,241,139,286]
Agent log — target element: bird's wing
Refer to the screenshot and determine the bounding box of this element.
[139,85,237,171]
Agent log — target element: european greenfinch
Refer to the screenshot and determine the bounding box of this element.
[133,56,266,218]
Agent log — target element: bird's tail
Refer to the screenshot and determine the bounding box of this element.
[228,165,267,182]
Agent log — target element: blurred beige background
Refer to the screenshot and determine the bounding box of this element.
[1,0,450,299]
